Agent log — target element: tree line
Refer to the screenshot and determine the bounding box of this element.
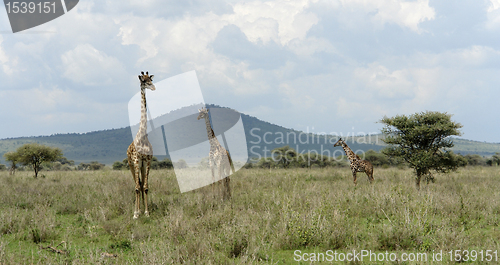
[111,157,176,170]
[246,145,500,170]
[2,111,499,189]
[0,143,179,177]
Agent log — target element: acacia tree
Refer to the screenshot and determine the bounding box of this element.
[15,143,63,178]
[381,111,464,189]
[272,145,297,168]
[4,151,19,175]
[257,157,274,169]
[488,153,500,166]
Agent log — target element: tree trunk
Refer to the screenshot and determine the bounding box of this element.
[33,164,38,178]
[415,169,423,190]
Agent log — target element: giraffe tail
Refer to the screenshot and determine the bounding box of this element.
[227,150,236,174]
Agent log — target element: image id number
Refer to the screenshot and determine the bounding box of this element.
[5,1,57,14]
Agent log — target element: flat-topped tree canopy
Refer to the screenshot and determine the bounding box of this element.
[381,111,465,189]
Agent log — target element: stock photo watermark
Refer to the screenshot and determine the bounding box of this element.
[3,0,79,33]
[294,249,499,263]
[248,127,382,163]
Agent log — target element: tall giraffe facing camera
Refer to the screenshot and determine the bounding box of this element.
[127,71,155,219]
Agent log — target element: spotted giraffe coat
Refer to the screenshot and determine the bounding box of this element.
[334,138,374,185]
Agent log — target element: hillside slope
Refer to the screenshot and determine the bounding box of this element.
[0,106,498,165]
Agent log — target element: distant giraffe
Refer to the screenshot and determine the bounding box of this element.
[334,138,374,185]
[197,107,235,200]
[127,71,155,219]
[9,164,16,175]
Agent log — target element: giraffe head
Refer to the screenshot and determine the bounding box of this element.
[197,107,209,120]
[138,71,156,91]
[333,138,345,147]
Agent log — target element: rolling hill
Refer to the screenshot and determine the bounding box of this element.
[0,105,498,165]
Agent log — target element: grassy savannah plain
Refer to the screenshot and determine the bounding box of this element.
[0,166,499,264]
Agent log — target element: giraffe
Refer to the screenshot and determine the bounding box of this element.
[9,164,16,175]
[333,138,374,185]
[197,107,235,200]
[127,71,155,219]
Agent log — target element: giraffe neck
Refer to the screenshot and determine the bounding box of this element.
[134,88,152,155]
[203,116,220,147]
[136,89,148,140]
[341,142,358,162]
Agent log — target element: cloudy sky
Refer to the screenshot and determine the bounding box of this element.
[0,0,499,142]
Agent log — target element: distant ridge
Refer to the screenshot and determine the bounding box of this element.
[0,105,498,165]
[0,127,133,165]
[450,138,500,156]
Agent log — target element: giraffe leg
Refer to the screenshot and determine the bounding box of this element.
[128,146,141,219]
[218,163,224,200]
[349,164,358,186]
[221,164,227,200]
[133,159,141,219]
[212,176,216,197]
[224,176,231,200]
[367,166,374,183]
[223,160,231,200]
[139,162,145,216]
[210,160,215,196]
[127,156,135,180]
[362,161,374,183]
[143,158,151,217]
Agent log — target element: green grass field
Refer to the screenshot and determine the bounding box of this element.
[0,167,499,264]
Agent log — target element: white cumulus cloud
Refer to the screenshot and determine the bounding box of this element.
[0,36,16,76]
[227,0,319,45]
[61,44,126,86]
[336,0,435,32]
